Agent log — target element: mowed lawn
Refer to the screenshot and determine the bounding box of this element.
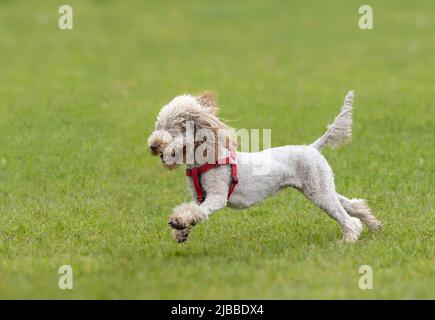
[0,0,433,299]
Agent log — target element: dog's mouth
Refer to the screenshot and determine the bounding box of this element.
[159,150,179,169]
[159,150,175,162]
[150,144,183,170]
[148,146,168,160]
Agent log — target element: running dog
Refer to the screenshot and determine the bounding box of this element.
[147,91,381,243]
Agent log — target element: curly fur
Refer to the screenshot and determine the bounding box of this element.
[311,91,354,150]
[338,196,382,232]
[169,202,206,229]
[169,202,207,243]
[148,91,381,243]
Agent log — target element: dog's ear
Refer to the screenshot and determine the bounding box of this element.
[196,92,218,115]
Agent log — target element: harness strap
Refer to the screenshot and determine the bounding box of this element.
[228,161,238,198]
[190,168,203,202]
[186,148,238,204]
[186,165,217,203]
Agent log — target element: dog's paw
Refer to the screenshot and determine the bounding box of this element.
[168,202,205,230]
[365,217,382,233]
[172,228,190,243]
[168,216,187,230]
[342,217,363,243]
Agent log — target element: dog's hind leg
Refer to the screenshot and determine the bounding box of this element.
[296,156,362,243]
[337,194,381,232]
[306,190,363,243]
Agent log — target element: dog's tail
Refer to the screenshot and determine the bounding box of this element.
[310,90,354,152]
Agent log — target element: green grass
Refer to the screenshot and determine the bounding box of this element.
[0,0,434,299]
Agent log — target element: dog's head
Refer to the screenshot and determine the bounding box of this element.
[147,92,233,170]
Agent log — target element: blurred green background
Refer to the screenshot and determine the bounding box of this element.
[0,0,433,298]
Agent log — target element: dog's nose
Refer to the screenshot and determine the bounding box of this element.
[150,144,159,154]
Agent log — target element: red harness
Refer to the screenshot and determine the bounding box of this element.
[186,147,238,203]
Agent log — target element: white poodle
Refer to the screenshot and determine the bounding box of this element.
[147,91,381,243]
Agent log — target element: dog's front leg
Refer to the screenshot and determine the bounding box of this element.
[168,196,227,243]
